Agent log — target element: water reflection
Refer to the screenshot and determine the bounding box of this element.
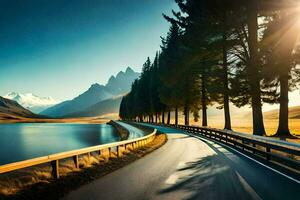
[0,123,120,165]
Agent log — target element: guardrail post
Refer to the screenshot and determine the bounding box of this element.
[133,142,136,149]
[266,147,271,161]
[73,155,79,169]
[51,160,59,179]
[108,147,111,159]
[252,143,256,154]
[117,146,122,157]
[242,139,245,150]
[87,152,91,163]
[130,143,134,150]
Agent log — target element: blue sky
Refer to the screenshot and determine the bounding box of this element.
[0,0,177,100]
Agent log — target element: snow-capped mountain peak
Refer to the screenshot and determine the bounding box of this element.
[4,92,59,113]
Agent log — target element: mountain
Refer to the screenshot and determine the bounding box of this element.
[4,92,59,113]
[0,96,41,119]
[263,106,300,119]
[105,67,140,95]
[64,95,122,118]
[41,67,140,117]
[41,83,113,117]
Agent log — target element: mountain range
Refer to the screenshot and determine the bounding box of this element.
[41,67,139,117]
[4,92,59,113]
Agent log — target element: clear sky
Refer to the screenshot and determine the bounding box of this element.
[0,0,177,101]
[0,0,299,111]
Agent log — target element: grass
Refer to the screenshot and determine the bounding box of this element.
[0,133,167,200]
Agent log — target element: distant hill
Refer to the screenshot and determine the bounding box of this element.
[41,84,113,117]
[64,96,122,118]
[0,96,41,119]
[41,67,139,117]
[4,92,59,113]
[263,106,300,119]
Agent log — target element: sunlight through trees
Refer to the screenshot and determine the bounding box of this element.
[119,0,300,137]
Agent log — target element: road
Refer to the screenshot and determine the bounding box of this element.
[115,121,145,139]
[63,123,300,200]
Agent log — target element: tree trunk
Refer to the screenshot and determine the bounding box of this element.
[184,106,190,125]
[201,76,208,126]
[186,110,189,126]
[167,111,171,125]
[222,22,232,130]
[162,111,165,124]
[184,107,187,125]
[247,1,265,135]
[175,107,178,126]
[155,114,158,123]
[276,74,290,137]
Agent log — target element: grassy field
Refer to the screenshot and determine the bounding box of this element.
[188,117,300,136]
[173,115,300,143]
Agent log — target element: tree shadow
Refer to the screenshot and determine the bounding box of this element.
[157,139,265,200]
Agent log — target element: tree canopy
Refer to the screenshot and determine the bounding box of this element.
[120,0,300,137]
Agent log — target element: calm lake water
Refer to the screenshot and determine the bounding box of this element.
[0,123,120,165]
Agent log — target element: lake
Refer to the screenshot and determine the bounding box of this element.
[0,123,121,165]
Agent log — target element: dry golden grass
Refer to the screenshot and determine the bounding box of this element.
[165,113,300,143]
[0,155,99,196]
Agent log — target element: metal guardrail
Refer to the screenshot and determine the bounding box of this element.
[0,128,157,178]
[150,123,300,172]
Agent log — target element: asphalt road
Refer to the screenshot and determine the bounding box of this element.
[115,121,145,139]
[63,123,300,200]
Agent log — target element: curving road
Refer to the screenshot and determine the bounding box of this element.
[63,123,300,200]
[115,121,145,139]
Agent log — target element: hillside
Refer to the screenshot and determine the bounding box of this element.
[263,106,300,119]
[41,84,113,117]
[64,96,122,118]
[41,67,139,118]
[0,96,41,120]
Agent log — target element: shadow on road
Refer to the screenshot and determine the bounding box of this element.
[157,136,298,200]
[158,153,255,200]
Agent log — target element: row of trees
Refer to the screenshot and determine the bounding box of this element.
[120,0,300,137]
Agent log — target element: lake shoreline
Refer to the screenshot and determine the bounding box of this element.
[0,116,110,124]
